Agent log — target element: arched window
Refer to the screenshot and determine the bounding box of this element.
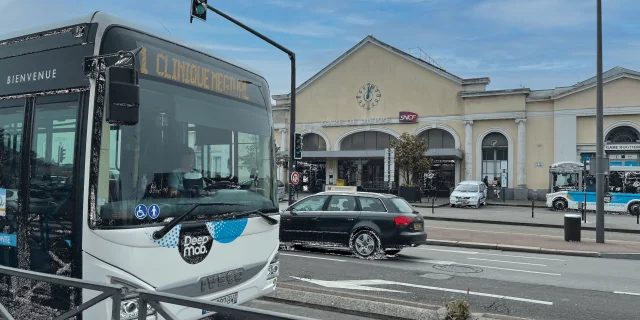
[417,129,455,149]
[340,131,397,151]
[302,133,326,151]
[481,132,508,184]
[606,126,640,143]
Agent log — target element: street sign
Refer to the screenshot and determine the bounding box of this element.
[384,148,395,184]
[291,171,300,185]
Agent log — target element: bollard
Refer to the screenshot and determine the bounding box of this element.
[532,200,534,218]
[432,197,435,214]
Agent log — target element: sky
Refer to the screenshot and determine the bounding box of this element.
[1,0,640,99]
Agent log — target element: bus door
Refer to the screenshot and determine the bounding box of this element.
[0,93,84,316]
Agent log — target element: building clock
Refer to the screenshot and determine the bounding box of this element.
[356,83,381,110]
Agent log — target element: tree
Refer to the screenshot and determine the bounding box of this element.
[274,145,288,169]
[391,132,432,187]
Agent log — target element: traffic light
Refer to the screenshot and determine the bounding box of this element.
[191,0,207,22]
[58,146,66,163]
[294,132,303,160]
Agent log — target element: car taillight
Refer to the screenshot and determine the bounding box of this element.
[394,216,412,226]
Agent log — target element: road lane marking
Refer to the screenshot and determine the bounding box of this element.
[614,291,640,296]
[475,252,565,262]
[467,257,547,267]
[280,253,346,262]
[390,281,554,306]
[416,247,565,262]
[461,263,561,276]
[417,248,479,254]
[292,277,553,306]
[416,260,559,275]
[428,226,639,243]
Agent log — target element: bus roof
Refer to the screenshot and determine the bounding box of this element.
[0,11,267,80]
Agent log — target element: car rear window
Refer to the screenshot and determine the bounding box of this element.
[358,197,386,212]
[390,198,414,213]
[278,181,285,187]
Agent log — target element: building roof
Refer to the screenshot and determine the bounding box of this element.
[524,66,640,101]
[460,88,531,98]
[272,35,490,100]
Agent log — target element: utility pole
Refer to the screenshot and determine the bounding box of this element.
[190,0,297,205]
[595,0,605,243]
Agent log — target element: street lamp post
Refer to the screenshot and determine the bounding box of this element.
[192,1,297,206]
[595,0,605,243]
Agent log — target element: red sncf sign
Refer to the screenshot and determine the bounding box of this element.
[399,111,418,123]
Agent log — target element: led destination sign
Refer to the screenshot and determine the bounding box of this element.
[138,44,253,102]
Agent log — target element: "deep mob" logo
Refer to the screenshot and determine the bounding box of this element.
[178,224,213,264]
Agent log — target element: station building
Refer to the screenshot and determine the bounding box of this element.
[272,35,640,200]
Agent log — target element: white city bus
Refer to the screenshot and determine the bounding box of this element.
[546,166,640,214]
[0,12,280,319]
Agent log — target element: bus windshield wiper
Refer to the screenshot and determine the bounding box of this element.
[152,202,244,240]
[226,210,279,226]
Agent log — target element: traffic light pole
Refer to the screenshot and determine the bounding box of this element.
[595,0,605,243]
[194,1,297,205]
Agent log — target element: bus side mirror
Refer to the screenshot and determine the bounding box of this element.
[105,66,140,125]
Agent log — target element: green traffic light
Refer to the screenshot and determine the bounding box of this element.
[196,4,206,14]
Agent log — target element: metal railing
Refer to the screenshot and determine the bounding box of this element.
[0,265,124,320]
[0,265,318,320]
[136,289,316,320]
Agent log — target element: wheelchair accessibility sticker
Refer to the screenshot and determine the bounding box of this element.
[135,204,147,219]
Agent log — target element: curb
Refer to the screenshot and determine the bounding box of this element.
[421,216,640,234]
[425,239,640,260]
[486,202,547,208]
[267,283,528,320]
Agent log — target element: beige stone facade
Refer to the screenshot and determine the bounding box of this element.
[272,36,640,200]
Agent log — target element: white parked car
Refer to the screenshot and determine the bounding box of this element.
[449,180,487,208]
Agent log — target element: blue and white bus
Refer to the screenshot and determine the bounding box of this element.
[0,12,280,320]
[546,166,640,215]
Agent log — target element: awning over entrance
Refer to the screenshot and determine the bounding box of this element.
[302,150,386,158]
[297,148,463,160]
[425,148,464,160]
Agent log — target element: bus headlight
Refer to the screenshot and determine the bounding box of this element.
[120,298,156,320]
[267,251,280,280]
[111,278,156,320]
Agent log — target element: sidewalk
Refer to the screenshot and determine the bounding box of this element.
[425,226,640,259]
[420,206,640,233]
[414,197,548,208]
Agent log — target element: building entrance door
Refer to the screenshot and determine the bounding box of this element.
[296,160,326,193]
[424,160,455,197]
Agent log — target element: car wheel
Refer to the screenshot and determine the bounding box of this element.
[350,229,381,259]
[553,198,567,211]
[384,249,401,256]
[475,202,480,209]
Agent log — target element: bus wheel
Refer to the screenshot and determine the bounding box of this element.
[628,203,640,216]
[553,199,567,211]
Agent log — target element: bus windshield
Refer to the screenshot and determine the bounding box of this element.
[93,77,276,227]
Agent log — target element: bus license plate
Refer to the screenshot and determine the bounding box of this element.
[202,292,238,314]
[413,223,423,230]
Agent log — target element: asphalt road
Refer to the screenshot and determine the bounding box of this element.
[276,245,640,320]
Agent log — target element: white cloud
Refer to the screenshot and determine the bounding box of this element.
[191,43,264,52]
[343,15,375,26]
[267,0,304,9]
[470,0,593,29]
[231,13,340,37]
